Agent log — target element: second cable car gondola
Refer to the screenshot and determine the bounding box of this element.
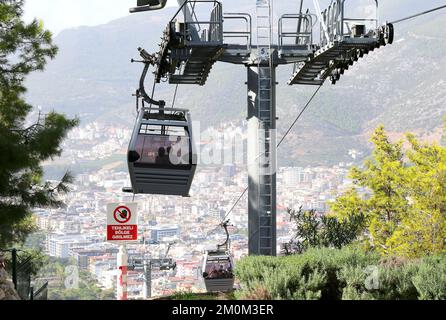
[201,221,235,293]
[127,107,197,197]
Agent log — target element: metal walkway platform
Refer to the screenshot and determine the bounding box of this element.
[288,38,383,86]
[152,1,224,86]
[288,0,394,86]
[170,45,225,85]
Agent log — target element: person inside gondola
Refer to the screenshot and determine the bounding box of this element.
[208,265,219,279]
[218,265,225,277]
[156,147,170,165]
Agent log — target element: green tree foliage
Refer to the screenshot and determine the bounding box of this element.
[331,125,446,258]
[282,208,366,255]
[0,0,78,247]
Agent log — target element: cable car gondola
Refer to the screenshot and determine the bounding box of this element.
[127,107,197,196]
[124,47,197,197]
[202,221,235,293]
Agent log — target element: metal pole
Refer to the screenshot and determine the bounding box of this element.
[296,0,304,44]
[11,248,17,290]
[143,260,152,299]
[117,245,128,300]
[247,61,277,256]
[313,0,330,44]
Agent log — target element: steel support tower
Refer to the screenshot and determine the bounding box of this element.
[131,0,393,256]
[248,0,276,255]
[247,63,277,256]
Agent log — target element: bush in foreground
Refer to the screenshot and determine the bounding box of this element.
[235,247,446,300]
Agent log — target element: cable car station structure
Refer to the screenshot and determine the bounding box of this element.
[127,0,396,256]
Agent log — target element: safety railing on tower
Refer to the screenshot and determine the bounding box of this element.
[278,13,315,48]
[149,1,225,85]
[170,0,224,46]
[320,0,379,46]
[223,13,252,51]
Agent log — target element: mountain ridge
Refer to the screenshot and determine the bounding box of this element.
[25,1,446,167]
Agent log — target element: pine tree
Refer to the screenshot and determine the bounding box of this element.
[331,125,446,258]
[282,207,366,255]
[391,132,446,257]
[0,0,78,247]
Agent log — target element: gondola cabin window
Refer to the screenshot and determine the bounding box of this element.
[204,256,233,280]
[135,124,191,166]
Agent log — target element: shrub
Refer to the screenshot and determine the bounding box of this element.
[236,247,378,300]
[412,255,446,300]
[235,247,446,300]
[235,260,326,300]
[339,262,419,300]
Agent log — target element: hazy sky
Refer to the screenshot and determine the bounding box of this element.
[23,0,446,36]
[23,0,178,35]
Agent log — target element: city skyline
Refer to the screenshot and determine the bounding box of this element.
[33,118,355,297]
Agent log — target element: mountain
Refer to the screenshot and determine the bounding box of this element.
[25,0,446,167]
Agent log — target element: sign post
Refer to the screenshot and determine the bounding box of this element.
[107,203,138,300]
[117,245,128,301]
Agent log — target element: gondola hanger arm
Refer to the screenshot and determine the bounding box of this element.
[132,47,166,108]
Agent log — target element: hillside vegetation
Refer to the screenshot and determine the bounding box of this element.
[236,247,446,300]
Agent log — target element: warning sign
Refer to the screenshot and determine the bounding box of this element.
[114,206,132,224]
[107,203,138,242]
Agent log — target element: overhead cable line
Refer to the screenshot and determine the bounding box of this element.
[277,84,323,148]
[222,188,249,222]
[220,83,324,223]
[391,4,446,24]
[171,84,179,109]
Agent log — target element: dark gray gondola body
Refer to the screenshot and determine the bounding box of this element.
[128,108,197,197]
